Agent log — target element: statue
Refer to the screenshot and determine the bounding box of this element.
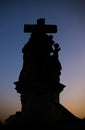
[15,18,64,93]
[5,18,81,129]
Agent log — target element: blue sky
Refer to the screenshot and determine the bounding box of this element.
[0,0,85,121]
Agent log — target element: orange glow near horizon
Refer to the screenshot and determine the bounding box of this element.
[0,82,85,122]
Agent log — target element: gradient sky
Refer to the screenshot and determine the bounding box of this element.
[0,0,85,122]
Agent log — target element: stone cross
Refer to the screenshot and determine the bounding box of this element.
[24,18,57,33]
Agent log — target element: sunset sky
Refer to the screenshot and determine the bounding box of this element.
[0,0,85,122]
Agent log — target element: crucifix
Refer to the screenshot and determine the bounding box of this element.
[24,18,57,33]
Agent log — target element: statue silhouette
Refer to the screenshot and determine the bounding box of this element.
[5,18,82,129]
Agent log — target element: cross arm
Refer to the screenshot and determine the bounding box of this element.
[24,24,57,33]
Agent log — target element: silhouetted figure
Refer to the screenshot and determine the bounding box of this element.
[5,18,83,129]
